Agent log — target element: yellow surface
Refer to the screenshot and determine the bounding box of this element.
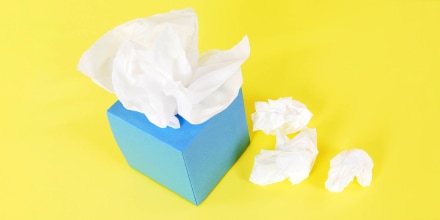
[1,0,439,219]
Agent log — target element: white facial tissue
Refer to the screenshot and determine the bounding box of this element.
[249,128,318,185]
[251,97,312,135]
[78,8,250,128]
[325,149,374,192]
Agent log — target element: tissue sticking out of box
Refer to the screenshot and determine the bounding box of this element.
[250,128,318,186]
[251,97,312,135]
[325,149,374,192]
[77,8,250,128]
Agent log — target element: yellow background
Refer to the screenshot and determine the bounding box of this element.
[1,0,439,219]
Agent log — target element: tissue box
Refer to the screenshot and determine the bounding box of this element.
[107,90,249,205]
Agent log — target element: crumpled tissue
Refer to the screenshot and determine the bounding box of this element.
[78,8,250,128]
[325,149,374,192]
[251,97,313,135]
[249,128,318,185]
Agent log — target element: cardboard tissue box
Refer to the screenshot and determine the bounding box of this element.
[77,9,250,205]
[107,90,249,205]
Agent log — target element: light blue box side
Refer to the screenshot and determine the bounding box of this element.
[107,101,206,152]
[107,105,196,204]
[183,90,250,205]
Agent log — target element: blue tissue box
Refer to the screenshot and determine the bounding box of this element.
[106,90,249,205]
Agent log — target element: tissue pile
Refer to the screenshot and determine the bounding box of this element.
[325,149,374,192]
[78,8,250,128]
[249,97,317,185]
[249,97,374,191]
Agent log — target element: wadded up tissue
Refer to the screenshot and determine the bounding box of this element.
[325,149,374,192]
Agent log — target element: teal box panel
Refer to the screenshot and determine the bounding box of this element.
[106,90,249,205]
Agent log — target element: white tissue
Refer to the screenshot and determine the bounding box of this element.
[325,149,374,192]
[251,97,313,135]
[78,8,250,128]
[249,128,318,186]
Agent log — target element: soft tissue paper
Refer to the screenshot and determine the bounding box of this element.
[78,8,250,205]
[251,97,313,135]
[78,8,250,128]
[250,128,318,185]
[325,149,374,192]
